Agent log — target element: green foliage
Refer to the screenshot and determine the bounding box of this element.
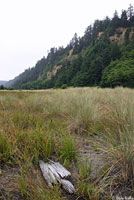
[16,128,55,163]
[61,84,68,89]
[57,134,76,162]
[121,10,128,27]
[78,159,100,199]
[30,129,55,162]
[72,72,90,87]
[78,159,92,179]
[0,85,5,90]
[0,135,12,163]
[101,59,134,88]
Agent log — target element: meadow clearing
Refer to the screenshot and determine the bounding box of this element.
[0,87,134,199]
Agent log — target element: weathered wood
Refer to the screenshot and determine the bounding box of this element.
[39,160,56,187]
[48,164,60,181]
[60,179,75,194]
[51,162,71,178]
[39,160,75,194]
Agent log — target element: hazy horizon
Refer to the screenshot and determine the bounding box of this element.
[0,0,131,81]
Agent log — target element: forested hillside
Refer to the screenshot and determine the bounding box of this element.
[8,4,134,89]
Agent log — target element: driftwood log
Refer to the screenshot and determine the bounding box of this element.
[39,160,75,194]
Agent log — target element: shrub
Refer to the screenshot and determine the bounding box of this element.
[61,84,68,89]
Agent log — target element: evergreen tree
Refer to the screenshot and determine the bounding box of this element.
[127,4,134,22]
[0,85,5,90]
[69,33,79,48]
[112,10,121,28]
[121,10,128,27]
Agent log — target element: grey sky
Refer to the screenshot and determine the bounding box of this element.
[0,0,131,81]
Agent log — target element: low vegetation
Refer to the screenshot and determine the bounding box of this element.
[0,87,134,199]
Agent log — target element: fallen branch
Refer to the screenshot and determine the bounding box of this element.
[39,160,75,194]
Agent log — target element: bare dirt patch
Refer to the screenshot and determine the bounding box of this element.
[74,135,106,178]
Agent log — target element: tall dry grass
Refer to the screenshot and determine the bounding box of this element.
[1,87,134,198]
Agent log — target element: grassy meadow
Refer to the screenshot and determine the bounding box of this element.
[0,87,134,199]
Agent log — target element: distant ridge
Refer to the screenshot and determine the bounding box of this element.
[0,81,7,86]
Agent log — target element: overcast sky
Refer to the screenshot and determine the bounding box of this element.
[0,0,131,81]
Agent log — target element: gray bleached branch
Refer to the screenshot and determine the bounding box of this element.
[39,160,75,194]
